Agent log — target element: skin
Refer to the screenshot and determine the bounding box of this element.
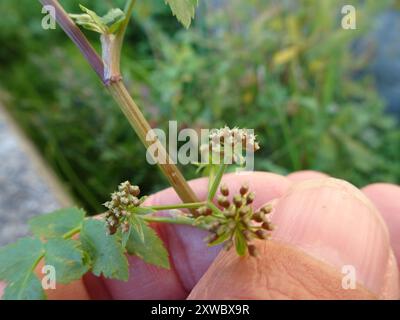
[0,171,399,299]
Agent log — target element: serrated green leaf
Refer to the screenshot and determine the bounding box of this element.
[121,227,131,248]
[101,8,125,26]
[29,207,85,239]
[165,0,198,28]
[126,218,170,269]
[80,220,129,281]
[130,216,145,242]
[139,196,148,204]
[69,13,104,33]
[3,273,45,300]
[70,5,126,34]
[101,8,126,33]
[79,4,106,32]
[234,230,247,257]
[0,237,45,300]
[44,239,88,284]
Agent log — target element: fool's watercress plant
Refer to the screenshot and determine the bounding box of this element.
[0,1,274,300]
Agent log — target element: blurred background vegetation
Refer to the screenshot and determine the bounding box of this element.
[0,0,399,214]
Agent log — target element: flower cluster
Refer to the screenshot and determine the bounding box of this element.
[201,126,260,166]
[203,183,274,257]
[103,181,141,235]
[210,126,260,151]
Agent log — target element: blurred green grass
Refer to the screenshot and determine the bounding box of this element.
[0,0,399,213]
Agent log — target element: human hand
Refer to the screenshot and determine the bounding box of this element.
[1,171,399,299]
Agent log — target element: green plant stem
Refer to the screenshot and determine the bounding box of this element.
[207,164,227,201]
[107,81,199,204]
[62,226,82,239]
[22,252,46,299]
[37,0,200,206]
[117,0,137,44]
[140,215,198,227]
[101,0,137,83]
[207,201,225,217]
[39,0,104,80]
[30,253,45,274]
[207,165,216,192]
[147,202,205,211]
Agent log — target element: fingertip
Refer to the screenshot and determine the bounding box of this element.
[272,177,398,298]
[188,241,377,299]
[190,177,399,299]
[362,183,400,267]
[287,170,329,183]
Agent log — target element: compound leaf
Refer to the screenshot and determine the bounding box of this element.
[0,237,45,300]
[3,273,45,301]
[126,218,170,269]
[101,8,126,33]
[29,207,85,239]
[44,239,89,284]
[80,220,129,281]
[78,4,106,32]
[165,0,198,28]
[70,5,126,34]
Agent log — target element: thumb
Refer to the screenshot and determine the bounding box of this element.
[188,178,400,299]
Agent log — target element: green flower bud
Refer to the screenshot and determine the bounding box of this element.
[206,221,220,232]
[206,233,218,244]
[262,222,274,231]
[252,211,265,223]
[255,229,268,240]
[129,185,140,197]
[248,244,258,257]
[220,184,229,196]
[246,192,255,205]
[217,195,230,208]
[223,240,234,251]
[233,194,243,208]
[216,225,227,236]
[223,209,235,218]
[239,206,249,217]
[261,204,273,214]
[240,183,249,196]
[243,230,252,241]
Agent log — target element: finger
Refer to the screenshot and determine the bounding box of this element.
[287,170,328,183]
[362,183,400,267]
[86,172,291,299]
[189,178,399,299]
